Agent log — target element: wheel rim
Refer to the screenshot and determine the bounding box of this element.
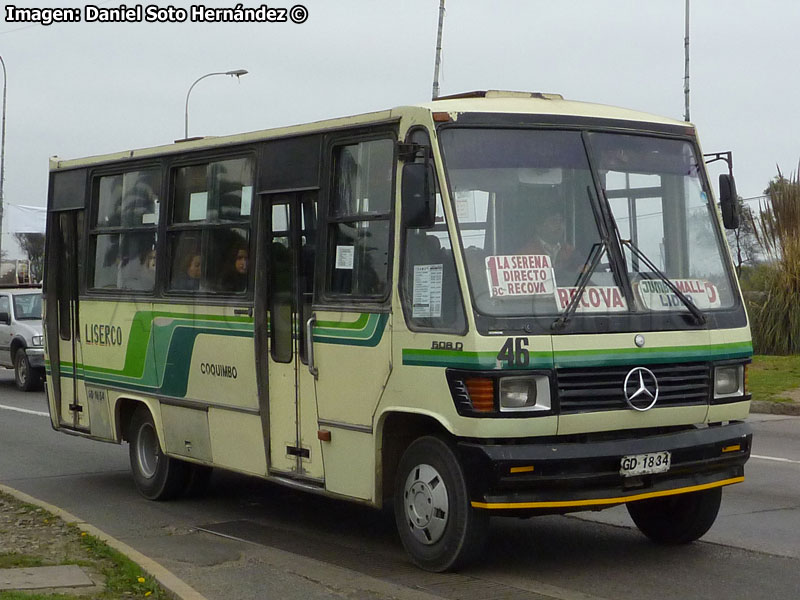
[136,422,160,479]
[403,463,449,545]
[16,357,27,386]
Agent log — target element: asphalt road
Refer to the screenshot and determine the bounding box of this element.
[1,371,798,600]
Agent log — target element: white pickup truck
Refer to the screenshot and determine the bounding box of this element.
[0,288,44,391]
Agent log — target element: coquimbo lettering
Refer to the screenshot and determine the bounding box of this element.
[200,363,238,379]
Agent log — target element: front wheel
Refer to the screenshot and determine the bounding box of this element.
[394,436,488,572]
[128,406,189,500]
[626,487,722,544]
[14,349,40,392]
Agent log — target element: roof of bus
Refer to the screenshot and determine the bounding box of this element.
[49,91,692,170]
[418,91,689,126]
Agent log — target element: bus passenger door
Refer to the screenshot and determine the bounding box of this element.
[53,211,89,431]
[266,193,323,481]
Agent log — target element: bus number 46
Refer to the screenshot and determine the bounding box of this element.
[497,337,530,368]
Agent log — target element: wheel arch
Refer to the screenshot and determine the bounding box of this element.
[115,396,162,445]
[375,409,452,508]
[10,336,27,360]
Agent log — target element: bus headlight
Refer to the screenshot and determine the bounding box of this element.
[446,370,553,416]
[714,365,744,398]
[32,335,44,347]
[499,376,551,412]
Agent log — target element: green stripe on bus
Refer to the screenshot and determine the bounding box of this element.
[315,313,371,331]
[313,314,388,347]
[552,341,753,368]
[402,349,553,370]
[49,311,386,396]
[403,341,752,370]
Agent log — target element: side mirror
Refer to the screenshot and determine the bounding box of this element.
[0,312,9,325]
[401,162,436,229]
[719,174,740,229]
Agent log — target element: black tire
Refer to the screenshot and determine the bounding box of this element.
[626,487,722,544]
[128,406,189,500]
[14,349,40,392]
[394,436,489,572]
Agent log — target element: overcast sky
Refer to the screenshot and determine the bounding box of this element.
[1,0,798,256]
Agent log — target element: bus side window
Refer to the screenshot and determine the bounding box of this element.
[89,169,160,292]
[400,129,466,333]
[327,138,393,299]
[167,157,254,294]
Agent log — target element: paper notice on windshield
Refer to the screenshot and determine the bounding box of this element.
[636,279,721,311]
[413,264,443,318]
[556,286,627,313]
[485,255,555,298]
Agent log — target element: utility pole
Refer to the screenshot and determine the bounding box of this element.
[0,55,7,259]
[684,0,690,122]
[432,0,446,100]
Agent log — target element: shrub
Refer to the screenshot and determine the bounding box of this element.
[749,167,800,354]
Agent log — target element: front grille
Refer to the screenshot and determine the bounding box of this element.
[556,362,711,414]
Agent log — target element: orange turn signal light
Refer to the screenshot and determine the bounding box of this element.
[722,444,741,453]
[464,377,495,412]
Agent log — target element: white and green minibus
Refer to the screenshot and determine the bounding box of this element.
[45,91,752,571]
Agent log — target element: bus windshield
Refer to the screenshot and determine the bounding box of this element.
[439,128,736,318]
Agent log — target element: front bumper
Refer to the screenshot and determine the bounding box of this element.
[458,421,752,514]
[26,348,45,369]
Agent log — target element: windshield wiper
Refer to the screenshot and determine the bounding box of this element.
[620,238,707,325]
[551,241,606,331]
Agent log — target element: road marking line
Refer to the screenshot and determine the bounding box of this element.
[0,404,49,417]
[752,454,800,465]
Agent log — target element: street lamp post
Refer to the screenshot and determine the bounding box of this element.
[184,69,248,139]
[0,55,7,259]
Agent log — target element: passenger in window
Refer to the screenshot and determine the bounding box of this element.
[218,244,249,292]
[120,246,156,291]
[173,251,202,291]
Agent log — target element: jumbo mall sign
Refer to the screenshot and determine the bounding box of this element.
[636,279,721,311]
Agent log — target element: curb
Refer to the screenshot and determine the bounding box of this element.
[0,483,209,600]
[750,400,800,416]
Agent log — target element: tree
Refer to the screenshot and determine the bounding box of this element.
[13,233,45,282]
[725,196,761,273]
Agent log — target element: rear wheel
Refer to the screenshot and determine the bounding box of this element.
[128,406,189,500]
[627,487,722,544]
[394,436,488,572]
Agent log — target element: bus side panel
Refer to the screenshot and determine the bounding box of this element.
[319,428,374,500]
[313,311,391,500]
[208,408,267,476]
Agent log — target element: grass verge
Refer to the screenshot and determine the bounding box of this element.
[749,354,800,402]
[0,491,171,600]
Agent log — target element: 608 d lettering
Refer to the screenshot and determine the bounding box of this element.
[431,341,463,351]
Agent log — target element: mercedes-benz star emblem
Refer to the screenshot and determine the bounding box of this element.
[623,367,659,411]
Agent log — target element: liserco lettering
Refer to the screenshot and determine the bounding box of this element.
[200,363,238,379]
[84,323,123,346]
